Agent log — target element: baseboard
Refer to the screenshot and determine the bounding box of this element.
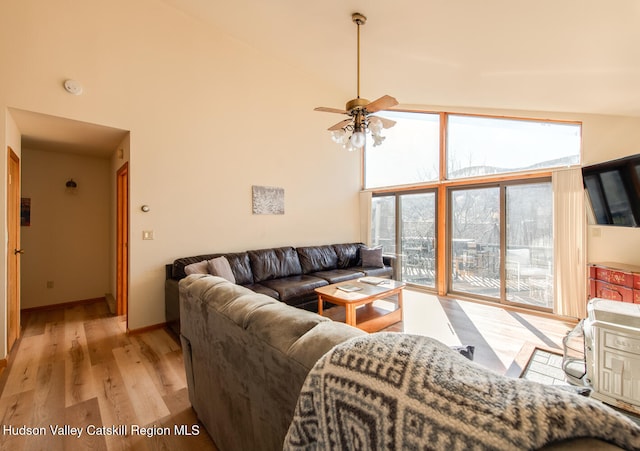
[20,296,107,313]
[127,322,168,335]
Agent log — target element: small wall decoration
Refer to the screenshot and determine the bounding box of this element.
[252,185,284,215]
[21,198,31,226]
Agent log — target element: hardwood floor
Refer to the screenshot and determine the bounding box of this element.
[324,288,578,375]
[0,300,218,451]
[0,292,577,450]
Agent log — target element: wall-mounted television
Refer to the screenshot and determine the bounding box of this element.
[582,154,640,227]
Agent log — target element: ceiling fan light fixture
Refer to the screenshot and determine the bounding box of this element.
[331,129,348,144]
[351,131,366,149]
[314,12,398,151]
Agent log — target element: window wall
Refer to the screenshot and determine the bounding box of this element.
[367,112,580,311]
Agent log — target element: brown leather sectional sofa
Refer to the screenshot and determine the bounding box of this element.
[165,242,397,335]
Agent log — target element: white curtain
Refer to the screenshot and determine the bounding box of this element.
[359,191,372,245]
[553,168,587,318]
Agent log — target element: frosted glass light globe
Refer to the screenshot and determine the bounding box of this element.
[369,117,383,134]
[351,131,366,149]
[331,129,348,144]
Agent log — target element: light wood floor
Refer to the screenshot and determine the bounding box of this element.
[0,292,577,450]
[0,300,217,451]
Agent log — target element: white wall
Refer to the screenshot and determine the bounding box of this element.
[20,149,111,309]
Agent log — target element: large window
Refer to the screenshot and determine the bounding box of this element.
[367,111,580,312]
[447,115,581,179]
[365,112,440,189]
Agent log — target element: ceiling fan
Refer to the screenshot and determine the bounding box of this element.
[315,12,399,151]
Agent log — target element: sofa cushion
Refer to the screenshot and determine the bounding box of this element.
[249,247,303,282]
[208,256,236,283]
[184,260,209,275]
[224,252,254,285]
[310,269,364,284]
[351,265,393,278]
[245,302,330,355]
[260,275,328,304]
[287,321,365,368]
[296,245,338,274]
[242,283,280,300]
[332,243,362,269]
[360,246,384,268]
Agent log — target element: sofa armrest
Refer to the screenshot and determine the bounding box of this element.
[383,254,399,280]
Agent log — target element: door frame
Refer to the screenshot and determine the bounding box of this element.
[6,147,20,354]
[116,162,129,323]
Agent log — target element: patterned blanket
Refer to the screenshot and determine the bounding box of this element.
[284,333,640,450]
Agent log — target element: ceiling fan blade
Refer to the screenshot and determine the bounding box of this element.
[371,116,396,129]
[314,106,348,114]
[365,95,399,113]
[328,119,352,131]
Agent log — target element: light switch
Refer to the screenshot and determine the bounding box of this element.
[142,230,154,240]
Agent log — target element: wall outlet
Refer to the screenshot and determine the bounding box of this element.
[46,281,54,288]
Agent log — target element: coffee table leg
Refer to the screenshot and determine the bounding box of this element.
[345,305,356,326]
[318,295,323,316]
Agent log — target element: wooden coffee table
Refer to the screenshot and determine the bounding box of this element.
[315,278,405,333]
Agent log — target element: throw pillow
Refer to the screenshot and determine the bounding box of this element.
[360,246,384,268]
[208,256,236,283]
[184,260,209,275]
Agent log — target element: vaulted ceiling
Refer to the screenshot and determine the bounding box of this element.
[163,0,640,117]
[13,1,640,156]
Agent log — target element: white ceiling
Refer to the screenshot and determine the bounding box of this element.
[164,0,640,117]
[12,1,640,155]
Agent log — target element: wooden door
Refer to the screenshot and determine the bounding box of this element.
[7,148,20,352]
[116,163,129,320]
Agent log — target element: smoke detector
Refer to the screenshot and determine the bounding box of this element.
[63,79,83,95]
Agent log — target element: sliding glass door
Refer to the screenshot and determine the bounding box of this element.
[449,180,553,310]
[450,187,500,298]
[400,192,436,287]
[505,182,553,309]
[371,192,436,288]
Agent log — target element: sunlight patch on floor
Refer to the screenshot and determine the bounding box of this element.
[402,290,461,346]
[454,299,566,368]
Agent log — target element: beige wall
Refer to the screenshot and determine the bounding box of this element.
[20,149,111,309]
[2,0,640,358]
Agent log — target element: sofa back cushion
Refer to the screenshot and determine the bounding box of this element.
[296,245,338,274]
[332,243,363,269]
[249,247,302,282]
[224,252,254,285]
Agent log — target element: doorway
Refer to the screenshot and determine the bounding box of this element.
[7,108,130,332]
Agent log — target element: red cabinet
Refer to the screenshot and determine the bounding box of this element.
[589,262,640,304]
